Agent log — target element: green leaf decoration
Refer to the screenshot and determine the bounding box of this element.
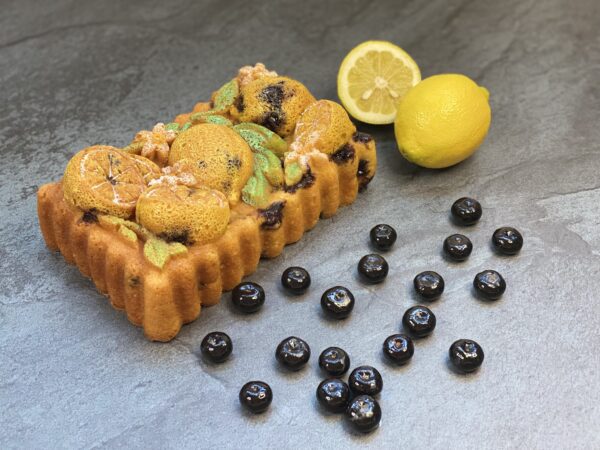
[168,242,188,256]
[189,112,232,127]
[212,78,239,113]
[143,237,189,269]
[284,161,303,186]
[233,123,288,157]
[234,123,288,207]
[165,122,180,132]
[98,215,152,240]
[241,158,270,208]
[118,225,138,243]
[144,238,171,269]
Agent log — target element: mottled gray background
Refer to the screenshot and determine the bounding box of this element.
[1,0,599,448]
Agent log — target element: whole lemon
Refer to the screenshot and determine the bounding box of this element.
[394,74,491,168]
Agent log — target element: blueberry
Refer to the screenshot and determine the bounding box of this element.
[413,271,445,299]
[275,336,311,370]
[443,234,473,261]
[281,266,311,294]
[402,305,436,337]
[316,378,350,413]
[345,395,381,433]
[473,270,506,299]
[319,347,350,376]
[370,224,397,251]
[321,286,355,319]
[357,254,389,284]
[231,282,265,313]
[200,331,232,363]
[492,227,523,255]
[382,334,414,365]
[239,381,273,413]
[348,365,383,396]
[451,197,482,225]
[449,339,484,372]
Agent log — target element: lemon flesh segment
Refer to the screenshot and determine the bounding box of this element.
[338,41,421,125]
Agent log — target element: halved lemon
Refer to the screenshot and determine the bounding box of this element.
[337,41,421,124]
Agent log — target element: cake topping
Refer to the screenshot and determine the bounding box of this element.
[126,123,177,167]
[290,100,356,155]
[136,183,230,249]
[232,76,316,137]
[168,123,254,203]
[237,63,278,87]
[62,146,160,219]
[211,78,239,113]
[233,123,286,208]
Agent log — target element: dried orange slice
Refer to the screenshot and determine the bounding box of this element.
[62,146,160,218]
[337,41,421,124]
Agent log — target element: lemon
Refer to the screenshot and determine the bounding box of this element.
[394,74,491,169]
[338,40,421,124]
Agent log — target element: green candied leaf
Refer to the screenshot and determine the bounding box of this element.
[99,215,153,241]
[234,127,266,151]
[189,111,214,122]
[259,147,284,187]
[168,242,188,256]
[234,123,287,157]
[143,238,171,269]
[190,112,232,127]
[165,122,180,132]
[180,122,192,132]
[118,225,138,243]
[212,78,239,112]
[284,161,304,186]
[242,156,270,208]
[204,115,232,126]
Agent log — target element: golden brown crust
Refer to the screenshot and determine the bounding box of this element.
[38,133,375,342]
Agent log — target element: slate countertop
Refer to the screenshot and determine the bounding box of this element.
[1,0,599,448]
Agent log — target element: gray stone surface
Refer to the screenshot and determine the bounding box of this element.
[1,0,599,448]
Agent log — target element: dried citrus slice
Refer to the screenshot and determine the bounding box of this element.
[62,146,160,218]
[337,40,421,125]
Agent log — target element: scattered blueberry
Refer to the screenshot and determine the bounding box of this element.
[321,286,355,319]
[451,197,482,225]
[473,270,506,299]
[345,395,382,433]
[281,266,311,294]
[357,254,389,284]
[231,281,265,313]
[348,365,383,396]
[444,234,473,261]
[370,224,397,251]
[316,378,351,413]
[413,271,445,299]
[239,381,272,413]
[275,336,311,370]
[383,334,414,365]
[492,227,523,255]
[200,331,232,363]
[449,339,485,373]
[319,347,351,376]
[402,305,436,337]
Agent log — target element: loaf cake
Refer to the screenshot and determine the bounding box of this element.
[37,63,377,341]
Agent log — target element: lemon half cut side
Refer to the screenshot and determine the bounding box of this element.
[337,40,421,125]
